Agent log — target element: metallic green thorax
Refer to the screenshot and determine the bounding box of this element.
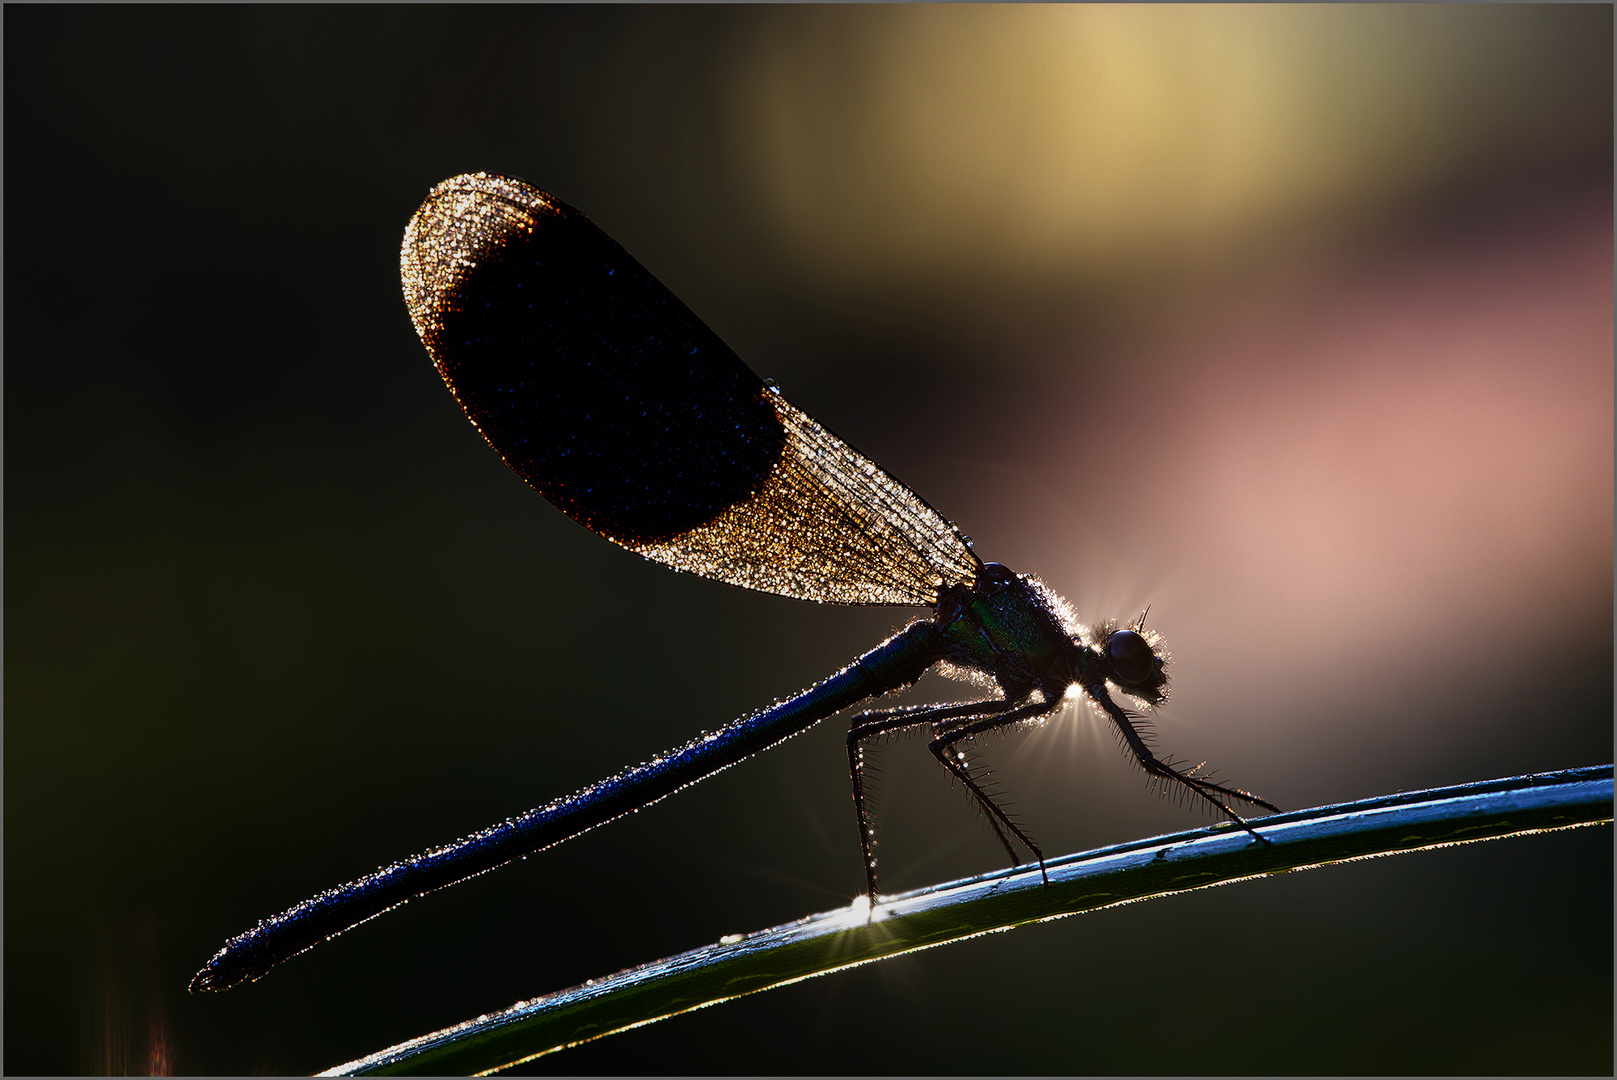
[936,564,1090,699]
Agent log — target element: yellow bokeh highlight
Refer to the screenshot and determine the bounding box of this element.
[732,5,1604,286]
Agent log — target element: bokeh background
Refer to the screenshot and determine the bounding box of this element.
[7,6,1611,1075]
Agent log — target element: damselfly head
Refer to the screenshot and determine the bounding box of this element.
[1088,619,1169,706]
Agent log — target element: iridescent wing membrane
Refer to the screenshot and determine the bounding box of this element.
[400,173,980,606]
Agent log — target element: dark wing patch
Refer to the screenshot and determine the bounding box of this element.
[402,173,783,544]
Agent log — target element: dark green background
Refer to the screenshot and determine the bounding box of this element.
[7,7,1611,1075]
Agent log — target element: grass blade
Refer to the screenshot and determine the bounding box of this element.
[326,765,1612,1077]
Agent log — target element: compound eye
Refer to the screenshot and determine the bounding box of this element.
[1106,630,1156,686]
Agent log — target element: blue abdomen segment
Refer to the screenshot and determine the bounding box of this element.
[190,620,942,992]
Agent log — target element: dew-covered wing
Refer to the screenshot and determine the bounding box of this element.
[400,173,979,606]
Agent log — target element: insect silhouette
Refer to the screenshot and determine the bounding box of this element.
[190,173,1276,993]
